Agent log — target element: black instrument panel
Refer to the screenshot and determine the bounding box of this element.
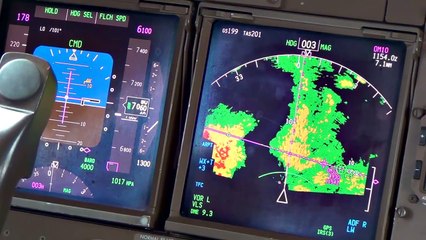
[0,0,191,228]
[1,0,426,240]
[166,3,421,240]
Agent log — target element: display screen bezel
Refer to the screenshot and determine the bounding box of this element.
[0,0,191,227]
[166,3,420,240]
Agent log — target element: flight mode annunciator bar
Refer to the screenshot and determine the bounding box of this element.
[34,5,129,28]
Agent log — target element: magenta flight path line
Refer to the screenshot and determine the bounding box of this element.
[204,126,366,178]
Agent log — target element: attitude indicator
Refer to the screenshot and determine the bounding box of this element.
[34,46,113,147]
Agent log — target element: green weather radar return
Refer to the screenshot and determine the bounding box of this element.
[205,52,391,198]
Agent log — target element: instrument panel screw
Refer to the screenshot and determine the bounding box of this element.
[396,207,408,218]
[408,194,419,203]
[413,107,425,119]
[2,229,10,237]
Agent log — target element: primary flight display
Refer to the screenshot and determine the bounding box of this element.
[1,0,179,223]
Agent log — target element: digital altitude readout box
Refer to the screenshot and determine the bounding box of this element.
[166,3,421,240]
[0,0,192,228]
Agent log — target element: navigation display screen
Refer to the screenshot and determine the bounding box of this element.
[180,21,406,239]
[1,1,178,214]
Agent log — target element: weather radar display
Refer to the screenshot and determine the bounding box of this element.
[181,21,406,239]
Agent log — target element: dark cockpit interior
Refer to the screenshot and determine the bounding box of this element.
[1,0,426,239]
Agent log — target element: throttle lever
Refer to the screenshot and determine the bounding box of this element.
[0,52,57,229]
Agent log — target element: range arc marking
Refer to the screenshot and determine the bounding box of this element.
[210,54,392,111]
